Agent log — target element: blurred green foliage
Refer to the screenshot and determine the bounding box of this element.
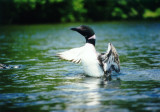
[0,0,160,24]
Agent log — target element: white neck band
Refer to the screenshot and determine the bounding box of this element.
[88,35,96,40]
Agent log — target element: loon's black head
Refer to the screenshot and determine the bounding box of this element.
[71,25,95,39]
[70,25,96,45]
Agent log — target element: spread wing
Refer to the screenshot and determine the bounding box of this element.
[57,47,82,64]
[98,43,120,73]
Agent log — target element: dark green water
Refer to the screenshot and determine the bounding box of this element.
[0,22,160,112]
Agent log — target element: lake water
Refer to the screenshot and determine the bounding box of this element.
[0,22,160,112]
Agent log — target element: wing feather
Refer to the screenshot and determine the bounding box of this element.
[57,47,82,64]
[98,43,120,73]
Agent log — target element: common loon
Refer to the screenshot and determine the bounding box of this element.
[57,25,120,80]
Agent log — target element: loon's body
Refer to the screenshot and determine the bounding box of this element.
[57,25,120,80]
[80,43,104,77]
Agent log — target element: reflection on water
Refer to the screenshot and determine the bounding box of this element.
[0,22,160,111]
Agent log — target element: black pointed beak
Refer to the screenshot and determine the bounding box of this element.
[70,27,77,31]
[70,26,82,32]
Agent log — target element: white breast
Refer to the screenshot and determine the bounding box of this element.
[81,43,104,77]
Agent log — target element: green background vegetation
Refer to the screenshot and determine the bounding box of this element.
[0,0,160,24]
